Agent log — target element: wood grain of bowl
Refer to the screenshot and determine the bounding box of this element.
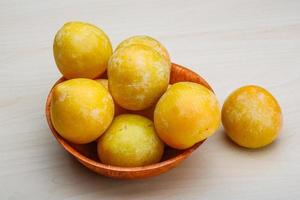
[45,63,213,179]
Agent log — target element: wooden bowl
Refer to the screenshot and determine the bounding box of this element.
[45,63,213,179]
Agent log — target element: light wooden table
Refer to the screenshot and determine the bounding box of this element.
[1,0,300,199]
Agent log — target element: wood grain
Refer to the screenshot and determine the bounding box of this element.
[0,0,300,199]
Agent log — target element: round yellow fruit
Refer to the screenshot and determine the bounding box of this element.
[97,114,164,167]
[115,35,171,66]
[222,85,282,148]
[95,79,127,116]
[50,78,114,144]
[53,21,112,79]
[154,82,221,149]
[108,44,170,110]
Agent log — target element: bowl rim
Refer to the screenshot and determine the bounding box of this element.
[45,63,209,173]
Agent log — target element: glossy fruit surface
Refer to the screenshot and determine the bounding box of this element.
[222,85,282,148]
[53,21,112,79]
[154,82,221,149]
[50,78,114,144]
[108,44,170,110]
[95,79,127,116]
[115,35,170,66]
[98,114,164,167]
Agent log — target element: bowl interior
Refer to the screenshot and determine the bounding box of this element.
[69,140,186,164]
[45,63,212,176]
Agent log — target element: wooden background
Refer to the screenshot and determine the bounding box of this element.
[1,0,299,199]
